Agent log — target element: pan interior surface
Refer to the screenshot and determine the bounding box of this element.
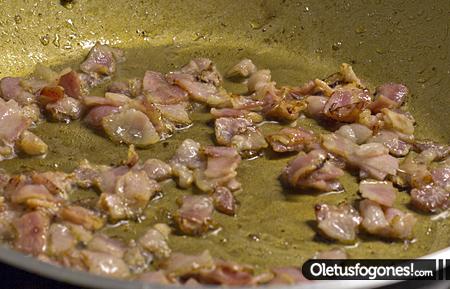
[0,0,449,286]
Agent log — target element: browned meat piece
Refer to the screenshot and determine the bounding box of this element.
[10,184,57,209]
[179,58,223,87]
[98,170,160,220]
[31,171,73,195]
[80,43,124,77]
[175,195,214,235]
[335,123,373,145]
[370,83,408,113]
[322,133,399,180]
[230,95,265,111]
[48,223,77,256]
[359,199,416,240]
[314,248,348,259]
[262,91,306,123]
[38,86,64,106]
[381,108,414,135]
[315,203,361,243]
[84,105,119,129]
[162,250,215,278]
[396,153,432,188]
[212,186,236,216]
[432,165,450,191]
[73,160,103,189]
[80,250,130,278]
[413,140,450,161]
[323,88,371,122]
[339,63,364,87]
[87,234,127,258]
[135,99,175,138]
[269,267,308,285]
[58,70,82,99]
[138,224,171,259]
[367,130,411,157]
[138,158,172,181]
[215,117,267,157]
[226,59,257,78]
[59,206,104,230]
[410,184,449,213]
[0,77,36,105]
[359,180,397,207]
[143,71,189,104]
[17,130,48,156]
[281,150,344,193]
[13,211,50,256]
[266,127,317,153]
[46,96,83,122]
[102,109,160,147]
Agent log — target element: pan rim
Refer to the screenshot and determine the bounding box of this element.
[1,244,449,289]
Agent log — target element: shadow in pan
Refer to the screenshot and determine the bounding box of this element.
[0,261,86,289]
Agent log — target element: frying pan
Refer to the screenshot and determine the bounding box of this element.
[0,0,449,288]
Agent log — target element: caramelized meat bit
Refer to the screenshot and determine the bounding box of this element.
[323,88,371,123]
[215,117,267,157]
[59,206,104,231]
[410,184,449,213]
[212,186,237,216]
[266,127,317,153]
[282,150,344,193]
[58,70,82,99]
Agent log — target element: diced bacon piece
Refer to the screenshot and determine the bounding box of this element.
[175,195,214,235]
[359,180,397,207]
[315,203,361,243]
[13,211,50,256]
